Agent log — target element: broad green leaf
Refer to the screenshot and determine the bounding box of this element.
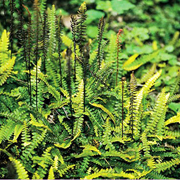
[111,0,135,14]
[87,26,98,38]
[86,10,105,24]
[96,1,112,11]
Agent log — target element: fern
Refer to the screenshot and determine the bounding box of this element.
[167,94,180,103]
[9,157,29,179]
[165,113,180,126]
[48,166,55,180]
[141,132,151,158]
[123,49,161,71]
[22,129,47,160]
[134,70,161,139]
[1,2,180,179]
[0,30,15,86]
[58,164,75,177]
[145,89,169,135]
[0,119,15,143]
[146,171,170,179]
[0,30,10,65]
[46,5,60,88]
[39,0,47,15]
[156,106,167,138]
[83,168,135,179]
[155,158,180,173]
[77,157,90,176]
[33,146,53,179]
[90,102,116,124]
[170,70,180,96]
[138,63,156,84]
[0,56,16,86]
[102,118,115,150]
[21,121,31,147]
[73,80,84,136]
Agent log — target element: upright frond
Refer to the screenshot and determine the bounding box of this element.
[145,89,169,135]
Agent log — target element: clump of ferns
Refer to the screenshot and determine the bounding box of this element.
[2,1,180,178]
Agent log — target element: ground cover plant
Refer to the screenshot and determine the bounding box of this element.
[0,0,180,179]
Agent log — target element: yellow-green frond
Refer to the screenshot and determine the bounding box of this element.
[9,157,29,179]
[165,113,180,126]
[0,30,10,65]
[48,166,55,180]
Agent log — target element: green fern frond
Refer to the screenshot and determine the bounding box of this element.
[170,70,180,96]
[123,50,161,71]
[22,129,47,160]
[0,120,15,143]
[102,118,115,150]
[81,144,101,155]
[39,0,47,14]
[141,132,151,158]
[83,168,135,179]
[165,113,180,126]
[52,155,58,170]
[61,122,72,135]
[156,106,167,138]
[30,113,52,132]
[138,64,157,84]
[13,124,24,142]
[73,80,84,136]
[47,5,56,58]
[33,147,53,177]
[145,89,169,135]
[58,164,75,177]
[0,30,10,66]
[90,103,115,124]
[132,69,161,136]
[75,146,101,158]
[141,70,162,95]
[9,157,29,179]
[147,157,156,169]
[46,5,60,87]
[21,121,31,147]
[106,34,116,65]
[167,94,180,103]
[146,171,170,179]
[155,158,180,173]
[61,34,73,48]
[165,130,180,138]
[0,56,15,86]
[103,149,139,162]
[48,166,55,180]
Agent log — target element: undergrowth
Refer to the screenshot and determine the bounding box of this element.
[0,0,180,179]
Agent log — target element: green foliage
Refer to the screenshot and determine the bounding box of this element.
[9,157,29,179]
[111,0,135,14]
[0,1,180,179]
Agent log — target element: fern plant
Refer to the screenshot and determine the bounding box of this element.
[0,1,180,179]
